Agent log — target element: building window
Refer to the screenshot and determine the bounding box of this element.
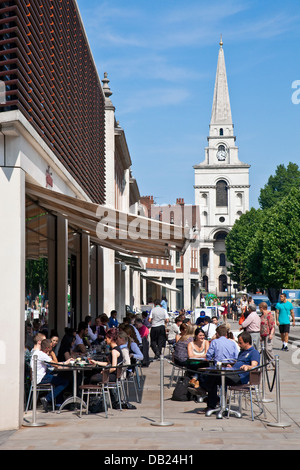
[216,180,228,207]
[219,275,228,292]
[202,253,208,267]
[220,253,226,267]
[220,128,224,136]
[215,231,228,241]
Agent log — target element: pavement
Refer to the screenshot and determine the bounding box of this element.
[1,321,300,452]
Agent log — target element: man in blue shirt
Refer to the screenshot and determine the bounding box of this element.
[108,310,119,329]
[206,324,238,364]
[161,297,168,312]
[199,330,260,414]
[275,293,295,351]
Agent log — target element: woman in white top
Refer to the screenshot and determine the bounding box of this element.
[188,328,209,360]
[187,328,209,388]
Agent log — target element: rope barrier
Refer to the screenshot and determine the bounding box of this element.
[166,358,271,378]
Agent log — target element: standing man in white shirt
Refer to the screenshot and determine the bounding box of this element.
[149,299,169,359]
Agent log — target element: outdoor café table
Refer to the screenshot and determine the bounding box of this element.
[186,358,212,370]
[56,363,98,413]
[201,361,242,420]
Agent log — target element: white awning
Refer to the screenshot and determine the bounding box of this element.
[142,275,181,292]
[26,183,192,259]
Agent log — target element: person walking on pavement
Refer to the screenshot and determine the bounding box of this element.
[275,293,295,351]
[239,304,261,350]
[259,302,275,360]
[149,299,169,359]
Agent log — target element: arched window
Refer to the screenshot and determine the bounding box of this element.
[216,180,228,207]
[220,253,226,267]
[220,128,224,136]
[215,231,228,241]
[219,275,228,292]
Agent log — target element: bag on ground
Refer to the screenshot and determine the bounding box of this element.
[171,376,192,402]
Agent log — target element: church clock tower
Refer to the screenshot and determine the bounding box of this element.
[194,37,250,295]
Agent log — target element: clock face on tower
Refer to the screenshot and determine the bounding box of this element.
[217,145,227,161]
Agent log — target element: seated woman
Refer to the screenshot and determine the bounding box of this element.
[187,328,209,387]
[89,328,124,409]
[57,328,76,362]
[89,328,123,384]
[173,324,194,367]
[120,324,144,377]
[49,330,59,363]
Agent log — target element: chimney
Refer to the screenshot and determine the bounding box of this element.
[176,198,185,206]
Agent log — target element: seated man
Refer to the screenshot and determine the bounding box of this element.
[206,324,239,364]
[108,310,119,329]
[73,321,89,355]
[85,315,98,344]
[167,317,182,345]
[31,339,71,412]
[201,331,260,415]
[201,316,217,340]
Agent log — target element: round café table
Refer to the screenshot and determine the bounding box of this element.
[199,361,242,420]
[55,364,97,413]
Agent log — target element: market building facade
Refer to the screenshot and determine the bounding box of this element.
[0,0,189,431]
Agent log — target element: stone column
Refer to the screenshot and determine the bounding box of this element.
[91,245,104,318]
[208,246,215,293]
[183,246,191,310]
[81,232,90,318]
[0,166,25,430]
[170,278,177,312]
[56,215,68,336]
[47,214,56,334]
[103,248,115,315]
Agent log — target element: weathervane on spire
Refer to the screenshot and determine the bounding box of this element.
[220,34,223,48]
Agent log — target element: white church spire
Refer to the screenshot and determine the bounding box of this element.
[210,36,233,129]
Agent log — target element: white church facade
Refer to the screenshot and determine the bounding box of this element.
[194,38,250,296]
[140,38,251,308]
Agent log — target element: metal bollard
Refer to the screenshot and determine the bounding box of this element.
[151,355,174,427]
[23,355,47,427]
[267,355,291,428]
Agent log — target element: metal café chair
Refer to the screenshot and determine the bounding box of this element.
[123,367,140,403]
[168,362,184,388]
[227,370,266,421]
[79,365,123,418]
[25,380,55,413]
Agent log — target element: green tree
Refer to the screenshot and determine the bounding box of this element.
[225,208,264,289]
[258,162,300,210]
[26,258,48,299]
[259,187,300,289]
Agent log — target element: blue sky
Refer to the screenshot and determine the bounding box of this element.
[77,0,300,209]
